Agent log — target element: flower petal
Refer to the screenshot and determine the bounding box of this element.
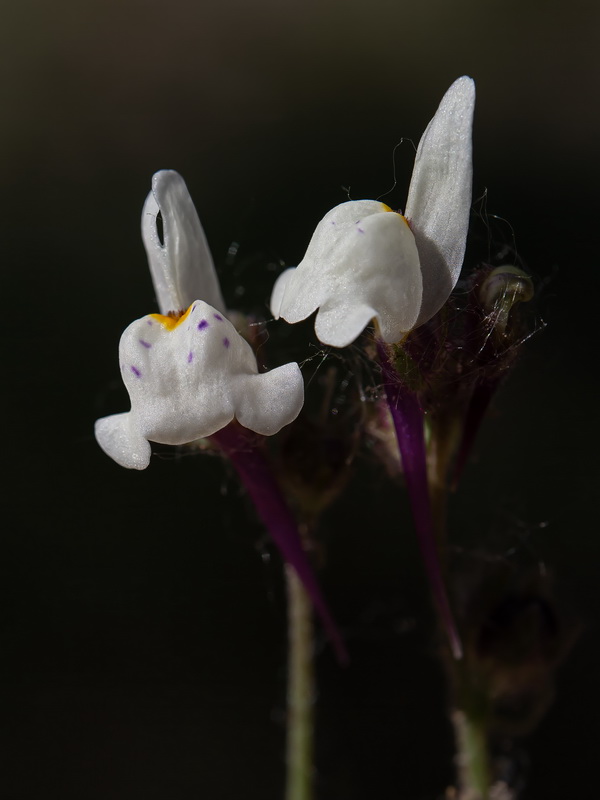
[94,412,151,470]
[141,170,226,315]
[271,200,422,346]
[270,267,296,319]
[314,300,377,349]
[95,301,305,469]
[233,363,304,436]
[405,76,475,325]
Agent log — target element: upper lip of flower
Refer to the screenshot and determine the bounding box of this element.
[142,169,227,316]
[270,76,476,347]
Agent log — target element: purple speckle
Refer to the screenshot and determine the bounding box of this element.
[146,318,153,326]
[187,351,194,363]
[223,337,230,349]
[197,319,209,331]
[357,227,365,234]
[130,366,142,378]
[213,313,224,321]
[139,339,152,349]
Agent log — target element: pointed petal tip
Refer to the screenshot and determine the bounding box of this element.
[428,77,475,123]
[151,169,184,196]
[443,76,476,115]
[433,77,475,131]
[448,75,475,96]
[453,74,475,87]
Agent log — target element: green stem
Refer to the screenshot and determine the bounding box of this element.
[451,706,492,800]
[285,563,315,800]
[426,414,494,798]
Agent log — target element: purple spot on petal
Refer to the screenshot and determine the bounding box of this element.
[357,227,365,234]
[139,339,152,348]
[223,337,230,349]
[147,319,153,325]
[213,313,223,321]
[187,351,193,363]
[130,366,142,378]
[197,319,209,331]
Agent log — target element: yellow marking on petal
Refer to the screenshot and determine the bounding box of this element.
[380,203,409,226]
[150,304,194,330]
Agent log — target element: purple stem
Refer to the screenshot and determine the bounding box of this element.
[377,341,462,660]
[211,423,348,665]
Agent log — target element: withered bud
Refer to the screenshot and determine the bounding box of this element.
[478,265,534,342]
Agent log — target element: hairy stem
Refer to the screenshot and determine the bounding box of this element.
[212,425,326,800]
[285,564,315,800]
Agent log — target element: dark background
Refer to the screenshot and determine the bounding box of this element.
[2,1,599,797]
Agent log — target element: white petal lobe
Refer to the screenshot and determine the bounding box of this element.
[94,413,151,470]
[233,363,304,435]
[405,76,475,324]
[270,267,296,319]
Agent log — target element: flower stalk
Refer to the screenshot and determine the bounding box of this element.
[452,706,492,800]
[285,562,316,800]
[212,427,340,800]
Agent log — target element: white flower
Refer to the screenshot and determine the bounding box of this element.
[270,76,475,347]
[95,171,304,470]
